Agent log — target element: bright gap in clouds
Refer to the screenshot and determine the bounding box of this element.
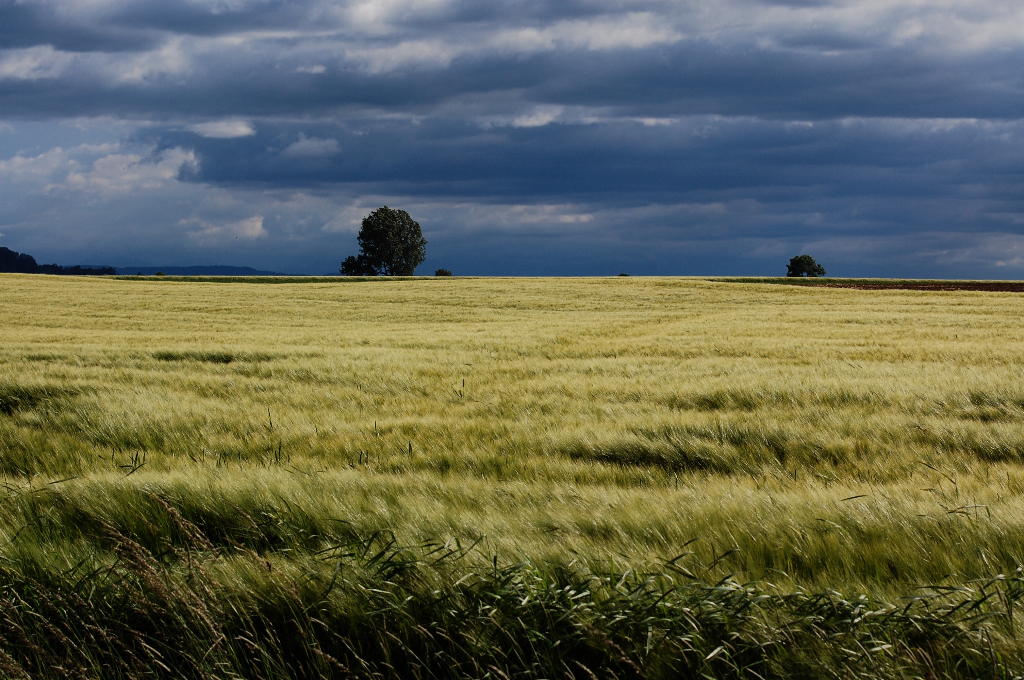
[187,120,255,139]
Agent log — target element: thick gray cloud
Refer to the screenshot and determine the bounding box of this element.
[1,0,1022,276]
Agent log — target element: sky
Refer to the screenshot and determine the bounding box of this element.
[0,0,1022,277]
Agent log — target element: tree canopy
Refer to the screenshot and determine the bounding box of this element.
[786,255,826,278]
[0,247,39,273]
[341,207,427,276]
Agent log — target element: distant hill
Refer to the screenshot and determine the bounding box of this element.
[117,266,288,276]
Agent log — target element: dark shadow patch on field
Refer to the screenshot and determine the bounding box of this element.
[917,428,1024,463]
[0,425,96,478]
[638,389,889,413]
[0,383,95,477]
[954,408,1024,423]
[563,437,740,473]
[0,383,82,416]
[561,426,780,474]
[20,353,67,363]
[950,393,1024,423]
[561,423,872,474]
[50,487,361,557]
[671,389,798,412]
[153,350,276,364]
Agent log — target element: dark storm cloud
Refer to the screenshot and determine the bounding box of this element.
[0,0,322,49]
[2,36,1023,122]
[161,117,1023,206]
[113,0,335,37]
[0,0,157,51]
[537,46,1024,120]
[0,0,1021,121]
[1,0,1023,277]
[0,0,648,56]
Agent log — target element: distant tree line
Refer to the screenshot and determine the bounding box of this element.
[0,247,115,275]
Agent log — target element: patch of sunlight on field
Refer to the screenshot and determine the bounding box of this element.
[1,273,1023,597]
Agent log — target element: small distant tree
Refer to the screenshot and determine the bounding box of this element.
[435,268,452,277]
[786,255,826,278]
[340,206,427,276]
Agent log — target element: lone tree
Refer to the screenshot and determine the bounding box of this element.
[786,254,826,278]
[341,206,427,276]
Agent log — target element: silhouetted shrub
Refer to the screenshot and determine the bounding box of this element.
[340,255,378,276]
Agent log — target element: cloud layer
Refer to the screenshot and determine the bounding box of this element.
[0,0,1022,275]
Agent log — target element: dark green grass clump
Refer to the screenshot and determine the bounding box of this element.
[152,350,275,364]
[0,489,1020,679]
[0,383,80,416]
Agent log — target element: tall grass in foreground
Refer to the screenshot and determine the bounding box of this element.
[0,482,1020,679]
[2,273,1024,676]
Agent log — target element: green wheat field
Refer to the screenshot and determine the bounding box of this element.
[1,273,1023,678]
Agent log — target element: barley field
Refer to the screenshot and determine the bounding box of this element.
[1,273,1023,678]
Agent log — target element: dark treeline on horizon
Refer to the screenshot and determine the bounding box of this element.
[0,247,115,276]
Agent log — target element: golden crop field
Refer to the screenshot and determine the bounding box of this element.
[2,273,1023,678]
